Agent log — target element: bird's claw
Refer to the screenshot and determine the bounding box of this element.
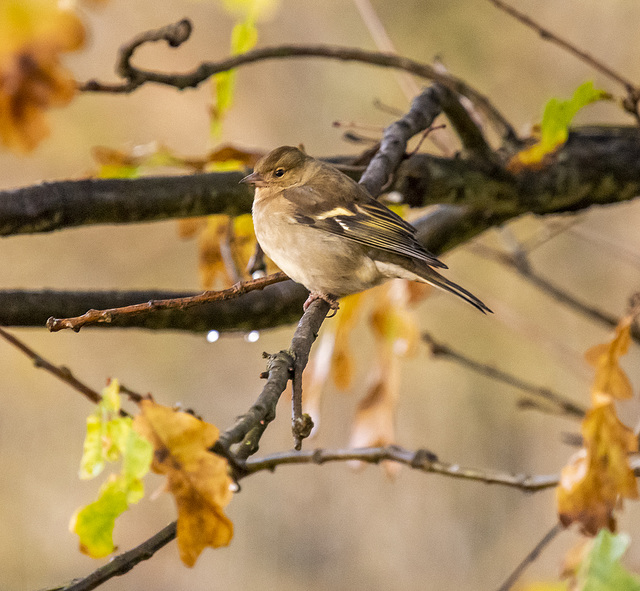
[303,292,339,315]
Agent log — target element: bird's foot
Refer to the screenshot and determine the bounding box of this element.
[303,292,339,316]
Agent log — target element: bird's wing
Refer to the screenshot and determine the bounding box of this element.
[283,181,447,269]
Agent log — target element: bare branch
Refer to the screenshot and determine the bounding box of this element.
[46,272,288,332]
[487,0,640,119]
[497,523,564,591]
[422,331,587,419]
[358,85,443,196]
[0,327,102,406]
[0,283,308,332]
[243,446,561,490]
[471,243,640,344]
[0,170,251,236]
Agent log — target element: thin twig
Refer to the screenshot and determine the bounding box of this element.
[487,0,640,120]
[0,327,145,411]
[496,522,564,591]
[243,446,561,490]
[79,20,520,149]
[0,327,102,405]
[471,243,640,344]
[46,272,288,332]
[422,331,587,418]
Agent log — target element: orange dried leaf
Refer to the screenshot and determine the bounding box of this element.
[0,0,85,152]
[585,320,633,401]
[331,293,363,391]
[302,330,336,436]
[207,145,263,168]
[350,350,400,477]
[133,400,233,567]
[198,215,234,289]
[177,217,208,239]
[350,350,399,449]
[557,404,638,535]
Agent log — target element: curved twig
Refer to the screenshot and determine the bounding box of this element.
[79,19,520,150]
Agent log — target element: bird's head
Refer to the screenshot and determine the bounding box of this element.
[241,146,309,190]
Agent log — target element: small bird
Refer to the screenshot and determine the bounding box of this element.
[242,146,491,314]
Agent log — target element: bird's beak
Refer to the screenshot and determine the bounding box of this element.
[240,171,267,187]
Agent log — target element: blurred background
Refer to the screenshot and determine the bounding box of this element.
[1,0,640,589]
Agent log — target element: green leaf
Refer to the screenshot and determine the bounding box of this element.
[79,415,105,479]
[79,381,123,479]
[539,81,610,152]
[73,380,153,557]
[211,18,258,138]
[510,81,610,169]
[70,478,129,558]
[121,428,153,503]
[578,530,640,591]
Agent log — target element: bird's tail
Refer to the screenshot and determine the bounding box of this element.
[417,266,492,314]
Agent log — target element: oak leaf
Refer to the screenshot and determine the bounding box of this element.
[72,380,153,558]
[133,400,233,567]
[585,319,633,401]
[0,0,85,152]
[557,404,638,535]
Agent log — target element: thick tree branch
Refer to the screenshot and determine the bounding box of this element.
[358,85,443,196]
[60,522,178,591]
[1,127,638,239]
[0,283,308,331]
[0,170,251,236]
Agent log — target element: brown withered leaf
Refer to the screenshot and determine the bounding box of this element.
[0,0,85,152]
[350,347,400,477]
[206,145,263,168]
[133,400,233,567]
[584,319,633,401]
[557,404,638,535]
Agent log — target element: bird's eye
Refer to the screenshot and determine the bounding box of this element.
[274,168,285,178]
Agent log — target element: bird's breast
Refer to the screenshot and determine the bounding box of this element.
[252,197,384,296]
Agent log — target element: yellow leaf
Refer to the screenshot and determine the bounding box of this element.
[557,404,638,535]
[133,400,233,567]
[198,215,234,289]
[217,0,279,20]
[0,0,85,152]
[330,293,363,390]
[585,319,633,401]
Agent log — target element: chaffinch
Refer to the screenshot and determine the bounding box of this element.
[242,146,491,314]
